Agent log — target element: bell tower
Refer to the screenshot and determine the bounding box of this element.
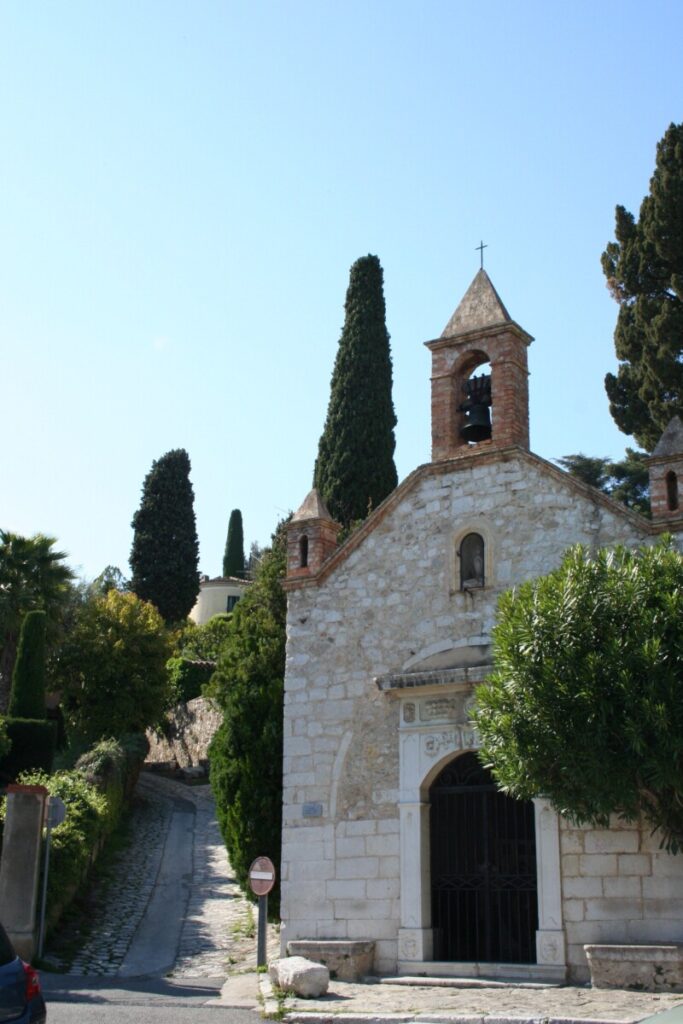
[286,488,341,580]
[425,269,533,462]
[649,416,683,523]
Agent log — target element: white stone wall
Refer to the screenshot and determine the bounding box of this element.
[281,452,653,975]
[561,817,683,983]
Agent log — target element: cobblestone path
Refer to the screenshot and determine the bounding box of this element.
[46,770,278,978]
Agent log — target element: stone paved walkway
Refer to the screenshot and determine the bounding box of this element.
[46,769,278,978]
[272,976,683,1022]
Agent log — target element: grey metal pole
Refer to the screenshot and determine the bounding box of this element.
[37,825,53,960]
[257,894,268,967]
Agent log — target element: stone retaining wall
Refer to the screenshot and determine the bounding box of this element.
[146,697,222,769]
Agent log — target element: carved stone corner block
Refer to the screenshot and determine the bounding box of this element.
[536,929,566,966]
[398,928,433,962]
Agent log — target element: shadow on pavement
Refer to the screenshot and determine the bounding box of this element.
[40,974,224,1003]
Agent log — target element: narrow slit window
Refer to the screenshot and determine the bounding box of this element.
[666,471,679,511]
[460,533,485,590]
[299,535,309,568]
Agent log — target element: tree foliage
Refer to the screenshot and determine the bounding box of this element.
[129,449,200,623]
[313,254,398,527]
[9,610,47,719]
[474,540,683,852]
[0,531,74,707]
[602,122,683,450]
[177,614,233,662]
[208,521,287,913]
[55,589,172,742]
[223,509,245,578]
[557,449,650,516]
[88,565,129,596]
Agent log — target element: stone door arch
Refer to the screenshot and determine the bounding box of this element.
[429,751,537,963]
[397,695,566,978]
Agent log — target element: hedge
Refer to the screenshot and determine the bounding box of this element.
[11,733,149,934]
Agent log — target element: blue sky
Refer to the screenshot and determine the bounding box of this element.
[2,0,682,580]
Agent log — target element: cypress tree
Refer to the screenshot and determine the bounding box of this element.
[209,520,287,914]
[602,122,683,450]
[130,448,200,623]
[222,509,245,578]
[8,610,47,719]
[313,254,398,528]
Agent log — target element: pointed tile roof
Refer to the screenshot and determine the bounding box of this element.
[292,488,336,523]
[652,415,683,457]
[441,268,512,338]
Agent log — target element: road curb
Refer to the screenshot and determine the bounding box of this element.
[281,1016,635,1024]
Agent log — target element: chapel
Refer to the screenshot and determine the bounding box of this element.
[280,269,683,982]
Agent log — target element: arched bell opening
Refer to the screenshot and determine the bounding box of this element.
[666,471,679,512]
[429,751,538,964]
[457,356,492,445]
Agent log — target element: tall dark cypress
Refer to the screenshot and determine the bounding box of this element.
[602,122,683,451]
[130,449,199,623]
[223,509,245,578]
[8,610,47,719]
[313,254,398,527]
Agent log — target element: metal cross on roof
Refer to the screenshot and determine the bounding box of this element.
[476,240,488,269]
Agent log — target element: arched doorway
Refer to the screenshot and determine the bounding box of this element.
[429,751,538,963]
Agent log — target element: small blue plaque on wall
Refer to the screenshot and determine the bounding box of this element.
[302,802,323,818]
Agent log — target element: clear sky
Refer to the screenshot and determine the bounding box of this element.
[2,0,682,581]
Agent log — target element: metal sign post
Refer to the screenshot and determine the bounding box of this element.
[37,796,67,959]
[248,856,276,968]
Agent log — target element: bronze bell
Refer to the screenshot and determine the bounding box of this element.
[461,403,492,442]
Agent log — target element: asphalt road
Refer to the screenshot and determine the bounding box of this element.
[42,975,257,1024]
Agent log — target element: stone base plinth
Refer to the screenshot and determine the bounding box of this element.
[585,944,683,992]
[286,940,375,981]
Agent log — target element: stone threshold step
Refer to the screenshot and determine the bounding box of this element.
[381,976,562,989]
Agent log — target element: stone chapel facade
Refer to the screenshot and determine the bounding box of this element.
[280,270,683,982]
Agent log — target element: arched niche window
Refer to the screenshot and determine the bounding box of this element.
[459,532,485,590]
[666,471,679,512]
[299,535,309,568]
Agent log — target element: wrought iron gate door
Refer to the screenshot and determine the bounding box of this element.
[430,752,537,963]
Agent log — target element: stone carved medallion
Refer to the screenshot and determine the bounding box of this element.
[463,694,477,721]
[403,702,416,724]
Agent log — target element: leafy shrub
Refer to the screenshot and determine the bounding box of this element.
[166,656,215,704]
[13,733,149,932]
[176,614,233,662]
[0,718,56,782]
[15,768,107,908]
[475,539,683,852]
[55,589,172,741]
